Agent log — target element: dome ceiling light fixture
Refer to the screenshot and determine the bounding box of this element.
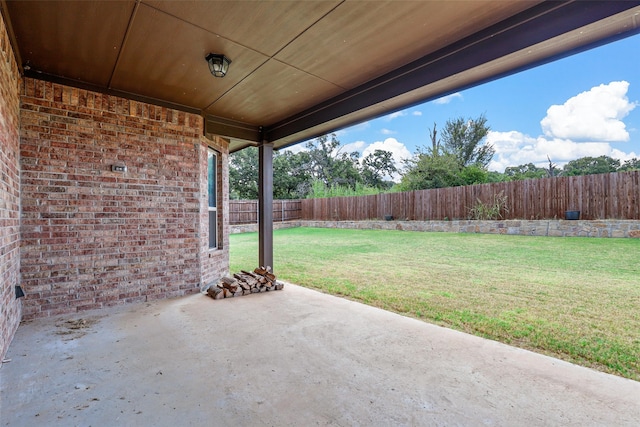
[206,53,231,78]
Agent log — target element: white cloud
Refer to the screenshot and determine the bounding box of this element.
[488,81,638,172]
[341,140,366,153]
[282,142,307,154]
[384,111,407,121]
[361,137,412,182]
[382,109,422,121]
[487,131,638,172]
[540,81,637,141]
[434,92,463,104]
[381,128,395,135]
[332,121,371,139]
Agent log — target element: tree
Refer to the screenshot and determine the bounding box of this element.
[360,149,397,189]
[230,147,312,199]
[229,146,258,199]
[303,134,361,189]
[458,164,488,185]
[398,151,463,191]
[545,155,559,177]
[398,115,495,190]
[618,158,640,171]
[562,155,620,176]
[441,114,493,168]
[486,171,507,183]
[273,150,312,199]
[428,122,440,155]
[504,163,548,181]
[230,134,369,200]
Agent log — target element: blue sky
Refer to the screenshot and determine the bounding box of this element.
[322,32,640,174]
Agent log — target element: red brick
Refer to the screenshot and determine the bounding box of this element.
[18,76,229,322]
[0,12,22,360]
[2,10,231,359]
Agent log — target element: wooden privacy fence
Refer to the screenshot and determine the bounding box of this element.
[300,171,640,221]
[230,199,302,225]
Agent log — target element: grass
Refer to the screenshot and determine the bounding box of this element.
[230,227,640,381]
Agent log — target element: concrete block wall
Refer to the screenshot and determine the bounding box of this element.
[0,11,22,360]
[19,78,212,320]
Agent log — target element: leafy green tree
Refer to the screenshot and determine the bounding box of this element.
[303,134,361,189]
[504,163,548,181]
[441,114,493,168]
[486,171,507,183]
[360,149,397,189]
[618,158,640,171]
[398,116,494,190]
[229,146,258,199]
[230,134,367,199]
[562,155,620,176]
[398,151,463,190]
[458,165,489,185]
[230,147,312,199]
[273,150,312,199]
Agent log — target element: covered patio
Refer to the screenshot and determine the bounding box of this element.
[2,2,640,424]
[3,1,640,272]
[3,284,639,425]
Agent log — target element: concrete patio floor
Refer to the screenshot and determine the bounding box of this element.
[1,284,639,426]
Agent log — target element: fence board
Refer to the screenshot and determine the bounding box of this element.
[229,199,301,224]
[296,171,639,222]
[233,172,639,224]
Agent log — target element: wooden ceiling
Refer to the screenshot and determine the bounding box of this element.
[2,1,640,152]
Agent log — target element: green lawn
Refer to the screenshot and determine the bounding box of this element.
[230,227,640,381]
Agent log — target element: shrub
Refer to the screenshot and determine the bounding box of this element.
[469,191,509,220]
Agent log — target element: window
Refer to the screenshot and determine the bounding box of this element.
[208,149,218,249]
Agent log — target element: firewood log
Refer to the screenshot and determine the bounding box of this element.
[254,267,269,276]
[208,268,283,300]
[221,276,237,286]
[207,287,224,299]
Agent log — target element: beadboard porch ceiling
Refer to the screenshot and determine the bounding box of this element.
[2,1,640,152]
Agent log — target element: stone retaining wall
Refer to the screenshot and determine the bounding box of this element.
[232,220,640,238]
[230,222,300,234]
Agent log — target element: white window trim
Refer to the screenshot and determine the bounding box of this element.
[208,148,218,250]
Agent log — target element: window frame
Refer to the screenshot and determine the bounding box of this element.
[207,148,219,250]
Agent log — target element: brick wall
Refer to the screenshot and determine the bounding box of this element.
[19,78,221,320]
[0,12,22,360]
[199,135,230,289]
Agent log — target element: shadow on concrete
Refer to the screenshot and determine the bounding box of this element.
[1,284,639,425]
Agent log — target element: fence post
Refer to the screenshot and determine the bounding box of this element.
[229,172,638,224]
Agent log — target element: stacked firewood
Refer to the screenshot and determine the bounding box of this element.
[206,267,284,300]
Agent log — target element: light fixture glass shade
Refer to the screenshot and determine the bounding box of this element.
[206,53,231,78]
